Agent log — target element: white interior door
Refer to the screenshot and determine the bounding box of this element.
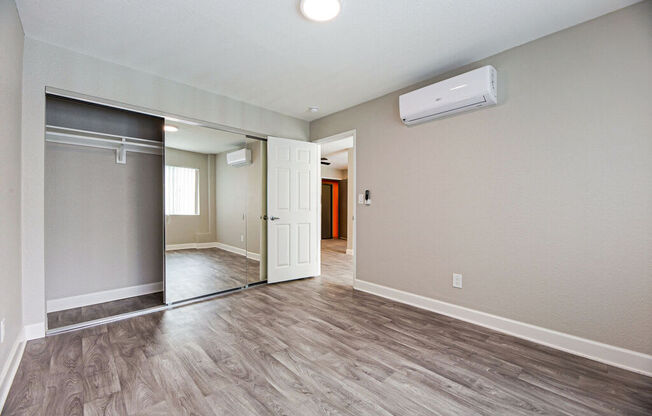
[267,137,321,283]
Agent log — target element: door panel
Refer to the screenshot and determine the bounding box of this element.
[276,224,290,267]
[267,137,320,283]
[164,125,248,303]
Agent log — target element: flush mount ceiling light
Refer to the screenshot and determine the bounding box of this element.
[300,0,341,22]
[164,125,178,132]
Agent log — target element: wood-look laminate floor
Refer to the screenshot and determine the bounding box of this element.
[166,247,261,303]
[47,293,164,330]
[4,239,651,415]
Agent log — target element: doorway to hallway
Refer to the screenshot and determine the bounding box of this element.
[319,238,353,286]
[316,130,356,286]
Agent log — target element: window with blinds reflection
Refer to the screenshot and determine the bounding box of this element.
[165,165,199,215]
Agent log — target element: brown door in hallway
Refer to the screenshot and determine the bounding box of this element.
[321,183,332,239]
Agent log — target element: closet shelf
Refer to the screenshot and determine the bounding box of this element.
[45,125,163,164]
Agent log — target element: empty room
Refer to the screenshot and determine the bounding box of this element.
[0,0,650,415]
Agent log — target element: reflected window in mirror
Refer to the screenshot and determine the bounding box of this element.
[165,165,199,215]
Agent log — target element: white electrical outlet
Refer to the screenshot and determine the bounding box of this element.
[0,318,5,343]
[453,273,463,289]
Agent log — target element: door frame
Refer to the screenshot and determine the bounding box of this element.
[313,130,357,285]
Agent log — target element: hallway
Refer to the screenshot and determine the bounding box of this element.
[319,238,353,286]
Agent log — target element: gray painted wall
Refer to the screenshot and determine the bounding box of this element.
[214,140,265,256]
[215,152,247,251]
[0,0,24,378]
[45,145,163,300]
[21,38,309,332]
[311,2,652,354]
[165,148,216,245]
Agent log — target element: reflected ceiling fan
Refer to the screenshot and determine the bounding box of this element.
[321,157,331,166]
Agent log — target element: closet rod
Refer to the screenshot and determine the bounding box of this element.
[46,125,163,145]
[45,125,163,164]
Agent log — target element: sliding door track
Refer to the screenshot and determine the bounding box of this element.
[45,282,266,336]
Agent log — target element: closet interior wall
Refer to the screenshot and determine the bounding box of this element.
[44,96,164,322]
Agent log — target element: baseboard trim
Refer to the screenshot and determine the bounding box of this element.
[354,279,652,377]
[165,242,197,250]
[166,242,261,261]
[0,328,25,412]
[24,322,45,340]
[47,282,163,313]
[213,242,261,261]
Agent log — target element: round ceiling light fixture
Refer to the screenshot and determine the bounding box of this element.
[163,125,178,132]
[300,0,341,22]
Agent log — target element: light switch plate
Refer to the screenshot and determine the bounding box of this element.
[453,273,463,289]
[0,318,5,343]
[358,194,364,204]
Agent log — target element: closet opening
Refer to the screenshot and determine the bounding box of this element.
[41,88,310,334]
[44,94,166,332]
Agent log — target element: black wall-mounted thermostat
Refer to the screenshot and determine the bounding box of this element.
[358,190,371,206]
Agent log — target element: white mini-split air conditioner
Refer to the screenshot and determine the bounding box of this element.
[226,148,251,166]
[399,65,497,126]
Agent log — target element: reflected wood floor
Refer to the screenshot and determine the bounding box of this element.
[4,239,651,415]
[166,247,261,303]
[47,293,164,330]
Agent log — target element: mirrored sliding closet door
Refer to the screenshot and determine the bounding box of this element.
[164,123,267,303]
[245,136,267,285]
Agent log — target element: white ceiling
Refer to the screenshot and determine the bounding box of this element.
[16,0,639,121]
[164,122,247,154]
[321,135,353,155]
[321,136,352,169]
[323,150,349,170]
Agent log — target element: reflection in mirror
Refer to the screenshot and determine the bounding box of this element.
[165,123,266,303]
[246,137,267,284]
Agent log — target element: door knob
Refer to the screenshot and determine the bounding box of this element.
[269,216,280,221]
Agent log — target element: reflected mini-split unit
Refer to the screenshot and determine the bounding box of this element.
[226,148,252,166]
